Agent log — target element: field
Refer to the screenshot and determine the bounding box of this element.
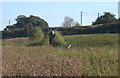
[2,34,119,76]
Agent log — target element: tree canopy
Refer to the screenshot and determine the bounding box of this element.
[62,16,75,27]
[4,15,49,30]
[62,16,80,27]
[75,21,80,26]
[92,12,118,25]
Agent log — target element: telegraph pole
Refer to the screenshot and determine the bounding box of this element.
[81,12,83,26]
[98,13,100,18]
[9,20,10,26]
[8,20,11,30]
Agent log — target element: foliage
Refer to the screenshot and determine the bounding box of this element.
[28,15,49,28]
[28,27,67,46]
[15,15,27,28]
[92,12,118,25]
[2,29,26,39]
[75,21,80,26]
[64,34,118,47]
[4,15,49,30]
[24,23,33,37]
[57,23,119,35]
[1,22,119,39]
[3,34,118,47]
[53,31,67,46]
[62,16,75,27]
[41,35,50,45]
[2,34,118,76]
[25,27,51,46]
[29,27,45,45]
[62,17,81,27]
[118,18,120,22]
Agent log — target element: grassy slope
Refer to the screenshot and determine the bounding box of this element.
[2,34,119,76]
[65,34,118,47]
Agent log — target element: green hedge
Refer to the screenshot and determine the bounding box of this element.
[56,23,119,35]
[2,29,26,39]
[1,23,119,39]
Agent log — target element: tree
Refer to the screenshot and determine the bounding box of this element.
[118,18,120,22]
[8,15,49,29]
[15,15,27,28]
[16,15,26,23]
[62,16,75,27]
[92,12,118,25]
[24,23,33,37]
[75,21,80,26]
[29,15,49,28]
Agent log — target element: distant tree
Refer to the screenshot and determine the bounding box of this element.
[118,18,120,22]
[4,25,16,31]
[75,21,80,26]
[15,15,27,28]
[29,15,49,28]
[16,15,26,22]
[4,26,9,30]
[92,12,118,25]
[6,15,49,29]
[62,16,75,27]
[4,28,8,31]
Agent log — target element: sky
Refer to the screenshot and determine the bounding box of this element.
[118,1,120,18]
[0,1,119,30]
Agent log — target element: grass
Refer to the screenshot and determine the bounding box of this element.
[2,34,119,76]
[65,34,118,47]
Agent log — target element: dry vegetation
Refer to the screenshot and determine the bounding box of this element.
[2,34,119,76]
[0,39,2,77]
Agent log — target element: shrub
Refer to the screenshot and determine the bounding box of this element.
[30,27,44,41]
[41,35,50,46]
[28,27,45,46]
[53,31,67,46]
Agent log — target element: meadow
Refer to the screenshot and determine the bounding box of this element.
[2,34,119,76]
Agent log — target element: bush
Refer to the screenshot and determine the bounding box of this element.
[53,31,67,46]
[28,30,67,47]
[28,27,45,46]
[30,27,44,41]
[41,35,50,46]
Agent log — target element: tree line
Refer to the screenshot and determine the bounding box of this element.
[4,15,49,31]
[2,12,120,39]
[3,12,119,30]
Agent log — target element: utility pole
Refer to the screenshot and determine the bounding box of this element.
[8,20,11,30]
[81,12,83,26]
[9,20,10,26]
[98,13,100,18]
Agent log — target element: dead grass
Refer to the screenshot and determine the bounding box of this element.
[2,46,118,76]
[2,34,119,76]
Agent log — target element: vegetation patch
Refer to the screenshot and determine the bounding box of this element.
[2,34,119,76]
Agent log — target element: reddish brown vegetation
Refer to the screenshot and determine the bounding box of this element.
[2,47,82,76]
